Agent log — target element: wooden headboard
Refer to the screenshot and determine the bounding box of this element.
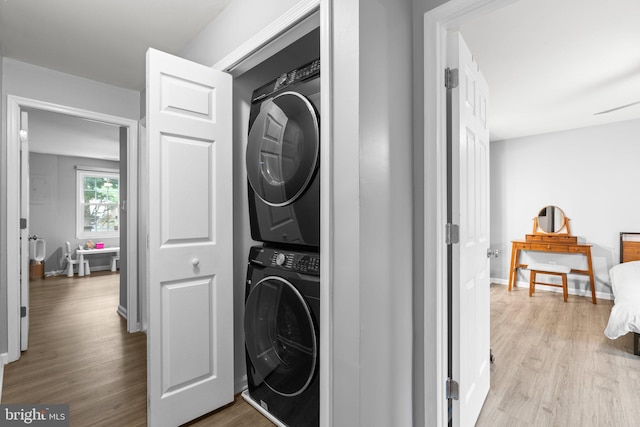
[620,232,640,263]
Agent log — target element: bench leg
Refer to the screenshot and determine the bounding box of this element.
[529,271,536,297]
[562,273,568,302]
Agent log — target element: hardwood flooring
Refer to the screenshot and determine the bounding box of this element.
[477,284,640,427]
[1,272,273,426]
[6,274,637,426]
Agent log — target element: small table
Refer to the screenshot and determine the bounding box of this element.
[508,237,596,304]
[76,247,120,277]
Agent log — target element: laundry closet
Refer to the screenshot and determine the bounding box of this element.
[231,24,321,426]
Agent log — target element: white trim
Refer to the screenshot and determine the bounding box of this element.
[242,390,288,427]
[6,97,21,362]
[117,304,128,319]
[423,0,519,425]
[5,95,140,362]
[213,0,320,75]
[0,353,6,403]
[319,2,332,427]
[74,165,119,173]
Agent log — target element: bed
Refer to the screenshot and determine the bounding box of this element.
[604,232,640,355]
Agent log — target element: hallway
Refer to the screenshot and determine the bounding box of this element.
[1,271,273,426]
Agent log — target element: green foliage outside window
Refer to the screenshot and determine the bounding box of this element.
[78,172,119,236]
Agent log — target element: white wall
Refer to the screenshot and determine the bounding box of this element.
[1,57,139,356]
[29,153,120,273]
[490,119,640,298]
[330,0,419,425]
[29,109,120,161]
[2,59,140,119]
[179,0,303,66]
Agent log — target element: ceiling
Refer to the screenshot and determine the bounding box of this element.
[1,0,639,142]
[459,0,640,141]
[0,0,232,91]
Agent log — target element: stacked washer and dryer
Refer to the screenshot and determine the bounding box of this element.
[242,58,321,427]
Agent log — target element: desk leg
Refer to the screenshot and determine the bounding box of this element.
[508,244,518,291]
[586,247,596,304]
[78,253,85,277]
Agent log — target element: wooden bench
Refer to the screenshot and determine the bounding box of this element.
[528,263,571,302]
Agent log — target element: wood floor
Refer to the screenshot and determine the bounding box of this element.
[477,284,640,426]
[1,272,273,426]
[4,274,639,426]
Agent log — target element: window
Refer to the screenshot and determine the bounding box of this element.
[77,170,120,238]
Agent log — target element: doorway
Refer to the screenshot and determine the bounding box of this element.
[5,95,139,362]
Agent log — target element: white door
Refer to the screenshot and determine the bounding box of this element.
[448,32,491,427]
[20,110,30,351]
[146,48,234,426]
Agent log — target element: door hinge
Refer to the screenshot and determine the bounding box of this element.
[20,218,27,229]
[445,68,459,89]
[446,377,459,400]
[21,306,27,318]
[446,223,460,245]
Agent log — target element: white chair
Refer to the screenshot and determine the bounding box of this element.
[64,241,90,277]
[110,255,120,272]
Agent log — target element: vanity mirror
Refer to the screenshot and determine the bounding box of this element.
[533,205,571,235]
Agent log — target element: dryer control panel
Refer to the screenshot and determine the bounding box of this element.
[249,246,320,275]
[251,58,320,104]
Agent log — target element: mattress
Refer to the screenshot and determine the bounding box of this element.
[604,260,640,339]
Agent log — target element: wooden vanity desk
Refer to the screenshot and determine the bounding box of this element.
[508,207,597,304]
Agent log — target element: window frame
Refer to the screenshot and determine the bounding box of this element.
[76,169,120,239]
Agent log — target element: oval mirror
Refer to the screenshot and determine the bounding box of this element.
[537,206,566,233]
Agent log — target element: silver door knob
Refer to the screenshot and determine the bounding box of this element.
[192,258,200,266]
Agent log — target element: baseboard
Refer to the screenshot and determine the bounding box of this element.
[0,352,8,403]
[241,390,287,427]
[491,277,613,301]
[234,375,247,394]
[117,305,128,319]
[45,265,115,277]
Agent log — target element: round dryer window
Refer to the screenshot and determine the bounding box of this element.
[246,92,319,207]
[244,276,318,397]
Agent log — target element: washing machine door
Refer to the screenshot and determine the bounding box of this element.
[246,91,319,207]
[244,276,318,397]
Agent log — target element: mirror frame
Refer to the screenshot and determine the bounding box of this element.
[532,205,571,235]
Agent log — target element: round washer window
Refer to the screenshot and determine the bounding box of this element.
[246,92,319,207]
[244,276,318,397]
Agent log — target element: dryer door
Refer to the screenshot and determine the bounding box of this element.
[244,276,318,397]
[246,92,319,207]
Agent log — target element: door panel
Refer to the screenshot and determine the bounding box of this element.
[161,135,214,243]
[146,48,233,427]
[449,32,491,427]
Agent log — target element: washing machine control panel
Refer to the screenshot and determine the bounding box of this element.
[270,250,320,275]
[249,246,320,275]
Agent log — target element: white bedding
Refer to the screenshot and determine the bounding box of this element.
[604,260,640,339]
